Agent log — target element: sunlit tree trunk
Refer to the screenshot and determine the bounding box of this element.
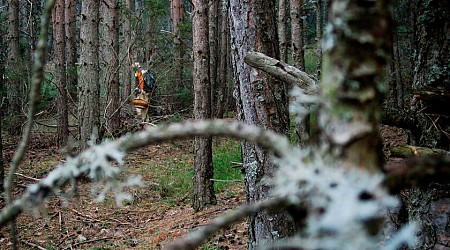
[230,0,293,247]
[100,0,120,134]
[53,0,69,147]
[192,0,216,211]
[78,0,100,149]
[65,0,77,99]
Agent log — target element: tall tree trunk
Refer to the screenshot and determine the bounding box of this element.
[315,0,323,78]
[192,0,216,211]
[65,0,77,99]
[214,0,229,119]
[400,1,450,248]
[100,0,120,134]
[209,0,219,116]
[53,0,69,148]
[291,0,305,70]
[171,0,184,108]
[319,0,392,173]
[78,0,100,149]
[291,0,309,146]
[6,0,22,135]
[121,0,132,101]
[409,0,450,149]
[230,0,293,247]
[278,0,289,62]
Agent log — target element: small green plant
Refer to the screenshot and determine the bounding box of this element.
[212,139,243,194]
[202,244,219,250]
[154,157,194,202]
[170,113,183,123]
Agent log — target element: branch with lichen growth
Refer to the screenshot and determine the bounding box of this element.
[244,51,317,93]
[3,0,56,248]
[0,120,294,228]
[165,197,287,250]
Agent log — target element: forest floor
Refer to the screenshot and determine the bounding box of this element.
[0,115,409,250]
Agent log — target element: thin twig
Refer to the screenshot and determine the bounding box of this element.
[20,239,48,250]
[64,236,113,249]
[13,173,40,182]
[165,197,287,250]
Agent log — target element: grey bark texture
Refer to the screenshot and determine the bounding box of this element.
[78,0,100,149]
[192,0,216,211]
[6,0,22,135]
[229,0,293,247]
[319,0,393,173]
[100,0,120,133]
[399,1,450,248]
[53,0,69,147]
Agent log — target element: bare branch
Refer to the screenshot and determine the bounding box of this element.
[165,197,287,250]
[244,51,317,93]
[0,119,295,228]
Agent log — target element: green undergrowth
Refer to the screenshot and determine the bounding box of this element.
[154,139,243,205]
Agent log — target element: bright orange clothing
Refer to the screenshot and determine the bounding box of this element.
[136,70,145,90]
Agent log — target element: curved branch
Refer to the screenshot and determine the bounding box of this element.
[244,51,317,93]
[0,119,295,228]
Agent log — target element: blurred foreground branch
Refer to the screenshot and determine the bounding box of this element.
[0,120,294,228]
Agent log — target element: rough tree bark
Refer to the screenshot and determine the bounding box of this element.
[171,0,184,106]
[209,0,219,116]
[318,0,392,173]
[229,0,293,247]
[399,0,450,248]
[100,0,120,133]
[65,0,77,99]
[53,0,69,147]
[78,0,100,149]
[214,0,229,119]
[121,0,132,101]
[278,0,289,62]
[291,0,310,146]
[315,0,323,78]
[192,0,216,211]
[6,0,22,135]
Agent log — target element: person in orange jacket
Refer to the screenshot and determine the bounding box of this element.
[132,62,157,122]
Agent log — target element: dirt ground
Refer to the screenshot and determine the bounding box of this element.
[0,122,409,250]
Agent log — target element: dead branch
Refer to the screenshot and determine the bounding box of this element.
[0,120,294,228]
[244,51,317,93]
[390,144,450,158]
[165,197,286,250]
[384,155,450,194]
[3,0,56,248]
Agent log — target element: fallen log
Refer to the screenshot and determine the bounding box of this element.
[390,144,450,158]
[384,154,450,194]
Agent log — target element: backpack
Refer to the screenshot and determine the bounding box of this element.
[144,73,157,92]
